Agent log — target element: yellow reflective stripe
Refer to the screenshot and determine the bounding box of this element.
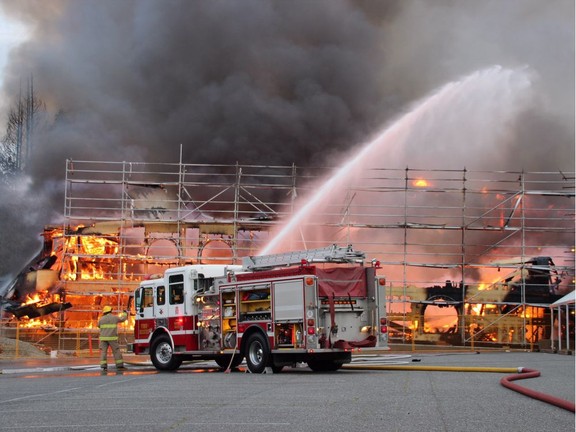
[100,324,117,329]
[100,336,118,341]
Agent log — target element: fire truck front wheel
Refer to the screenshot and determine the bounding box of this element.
[150,335,183,371]
[244,332,270,374]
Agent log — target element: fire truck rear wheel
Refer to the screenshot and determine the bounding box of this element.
[245,332,270,374]
[151,335,182,371]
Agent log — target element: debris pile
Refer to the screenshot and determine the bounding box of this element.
[0,337,48,359]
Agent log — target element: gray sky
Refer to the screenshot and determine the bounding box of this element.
[0,8,29,87]
[1,0,573,174]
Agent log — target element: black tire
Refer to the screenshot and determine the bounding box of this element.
[244,332,270,374]
[215,354,243,370]
[307,359,343,372]
[150,335,182,371]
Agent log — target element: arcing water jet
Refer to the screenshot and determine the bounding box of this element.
[260,66,533,255]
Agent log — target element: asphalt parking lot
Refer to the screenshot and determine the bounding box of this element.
[0,350,574,432]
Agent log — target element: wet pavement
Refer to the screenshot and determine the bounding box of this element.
[0,353,149,374]
[0,349,574,432]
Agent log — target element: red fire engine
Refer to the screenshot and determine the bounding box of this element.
[129,245,388,373]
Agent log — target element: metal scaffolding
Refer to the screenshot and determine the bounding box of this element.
[4,159,574,352]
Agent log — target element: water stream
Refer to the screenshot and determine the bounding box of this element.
[260,66,533,255]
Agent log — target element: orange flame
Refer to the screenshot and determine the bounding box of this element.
[80,236,118,255]
[24,293,42,305]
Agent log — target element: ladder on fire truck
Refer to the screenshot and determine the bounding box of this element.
[242,244,365,271]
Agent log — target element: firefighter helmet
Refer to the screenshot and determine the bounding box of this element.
[102,305,113,314]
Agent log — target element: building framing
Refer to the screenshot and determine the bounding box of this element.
[4,159,575,351]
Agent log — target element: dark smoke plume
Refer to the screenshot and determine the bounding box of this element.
[0,0,573,279]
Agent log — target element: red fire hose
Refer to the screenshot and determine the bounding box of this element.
[500,368,575,413]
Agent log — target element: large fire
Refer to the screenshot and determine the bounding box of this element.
[2,226,136,336]
[2,210,572,350]
[386,257,571,346]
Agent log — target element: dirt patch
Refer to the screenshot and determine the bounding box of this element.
[0,337,48,359]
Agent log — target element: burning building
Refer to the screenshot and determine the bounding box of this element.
[0,160,574,352]
[386,256,572,347]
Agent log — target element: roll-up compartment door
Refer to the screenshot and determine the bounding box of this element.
[273,280,305,320]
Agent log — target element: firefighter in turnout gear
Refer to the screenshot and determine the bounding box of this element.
[98,305,128,371]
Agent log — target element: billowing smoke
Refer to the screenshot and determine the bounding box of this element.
[0,0,573,280]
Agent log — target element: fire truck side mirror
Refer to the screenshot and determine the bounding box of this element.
[126,294,136,316]
[135,288,144,315]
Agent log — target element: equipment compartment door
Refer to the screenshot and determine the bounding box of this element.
[198,294,221,350]
[273,279,305,321]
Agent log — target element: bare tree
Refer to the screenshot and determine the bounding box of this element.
[0,75,45,177]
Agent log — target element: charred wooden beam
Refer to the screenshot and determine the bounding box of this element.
[5,302,73,319]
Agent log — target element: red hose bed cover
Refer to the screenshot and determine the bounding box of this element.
[315,267,367,297]
[236,266,368,297]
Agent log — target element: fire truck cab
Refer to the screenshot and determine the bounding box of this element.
[130,245,388,373]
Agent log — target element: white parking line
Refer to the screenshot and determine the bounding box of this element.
[0,387,81,404]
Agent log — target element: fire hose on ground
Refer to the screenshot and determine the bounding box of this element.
[342,364,576,413]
